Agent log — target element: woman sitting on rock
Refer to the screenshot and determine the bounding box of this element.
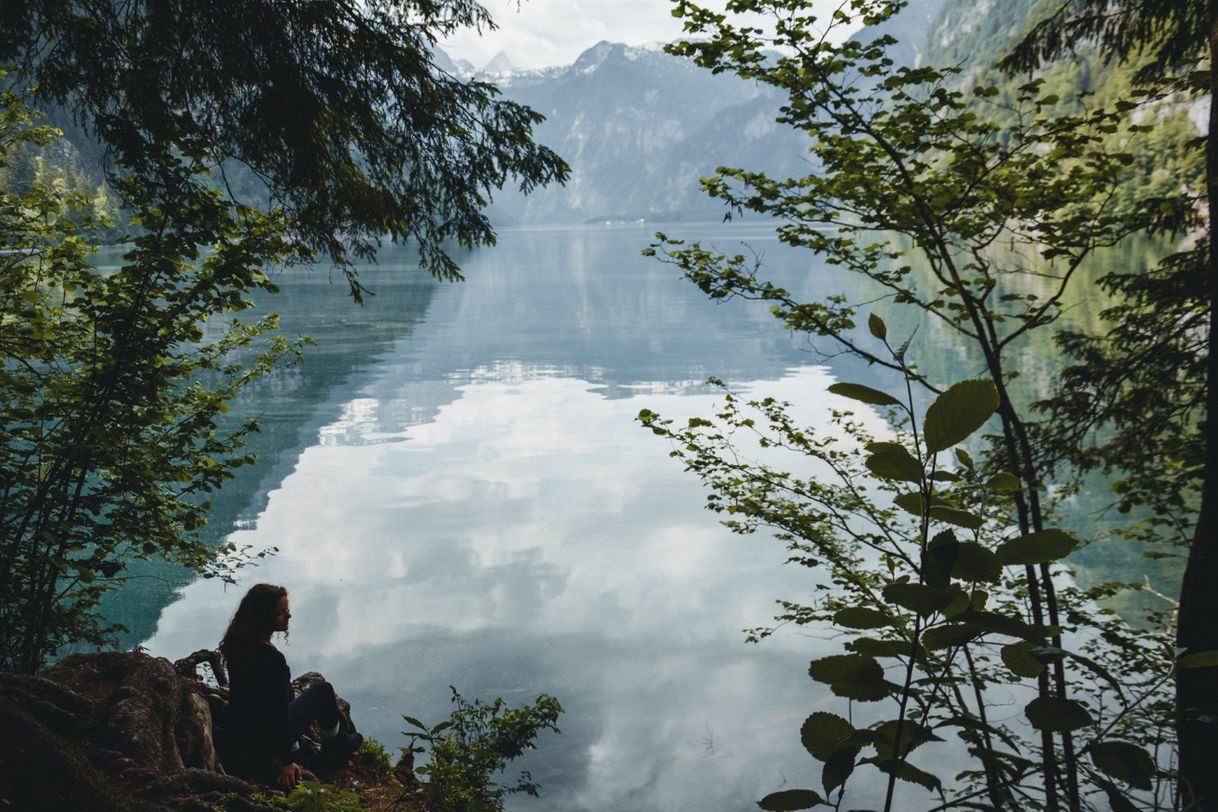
[218,583,363,788]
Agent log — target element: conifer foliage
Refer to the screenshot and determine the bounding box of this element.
[0,2,567,671]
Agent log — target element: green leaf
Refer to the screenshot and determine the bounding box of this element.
[800,712,854,761]
[402,715,427,731]
[808,654,888,701]
[808,655,883,684]
[833,606,893,630]
[758,789,825,810]
[952,543,1001,583]
[984,472,1021,492]
[827,382,901,407]
[1091,741,1155,791]
[967,588,989,610]
[1025,696,1093,732]
[883,582,964,617]
[1178,650,1218,669]
[865,448,922,482]
[822,746,857,795]
[921,530,958,588]
[929,504,985,530]
[1001,641,1046,678]
[922,624,985,649]
[868,312,887,340]
[872,720,943,759]
[894,492,924,515]
[922,379,998,453]
[942,589,974,617]
[895,493,983,529]
[955,448,974,470]
[996,529,1079,565]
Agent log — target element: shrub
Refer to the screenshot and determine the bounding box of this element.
[251,781,367,812]
[399,687,563,812]
[352,737,394,783]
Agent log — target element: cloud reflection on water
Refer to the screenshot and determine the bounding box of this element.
[144,365,918,810]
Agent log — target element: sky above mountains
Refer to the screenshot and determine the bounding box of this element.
[441,0,855,71]
[441,0,686,70]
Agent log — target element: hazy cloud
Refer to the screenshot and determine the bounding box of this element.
[440,0,853,71]
[442,0,687,70]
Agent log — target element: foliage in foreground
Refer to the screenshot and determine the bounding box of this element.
[641,0,1202,807]
[643,356,1175,810]
[353,737,395,784]
[399,688,563,812]
[0,0,568,672]
[251,781,368,812]
[0,0,570,298]
[0,84,296,670]
[0,128,126,245]
[1003,1,1218,802]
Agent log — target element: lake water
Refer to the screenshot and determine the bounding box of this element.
[103,222,1163,809]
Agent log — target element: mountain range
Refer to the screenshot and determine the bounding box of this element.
[452,0,946,226]
[480,40,803,226]
[20,0,1201,231]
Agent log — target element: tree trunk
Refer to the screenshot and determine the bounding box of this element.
[1176,6,1218,807]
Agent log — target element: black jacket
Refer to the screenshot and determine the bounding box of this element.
[224,644,293,771]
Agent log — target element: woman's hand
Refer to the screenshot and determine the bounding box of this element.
[277,761,304,790]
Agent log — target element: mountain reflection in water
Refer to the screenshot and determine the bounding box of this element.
[126,222,1131,810]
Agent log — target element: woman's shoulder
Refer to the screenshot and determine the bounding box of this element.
[254,643,288,667]
[229,642,288,671]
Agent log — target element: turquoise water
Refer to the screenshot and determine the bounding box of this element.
[98,222,1158,809]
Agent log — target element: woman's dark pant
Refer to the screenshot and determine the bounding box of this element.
[288,681,341,742]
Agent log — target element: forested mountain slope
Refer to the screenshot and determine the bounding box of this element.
[483,0,1201,226]
[923,0,1204,208]
[480,41,808,225]
[2,0,1203,230]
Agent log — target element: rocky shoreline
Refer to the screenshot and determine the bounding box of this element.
[0,651,397,811]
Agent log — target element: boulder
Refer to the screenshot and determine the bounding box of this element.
[0,650,360,811]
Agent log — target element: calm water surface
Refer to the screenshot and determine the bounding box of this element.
[117,222,1151,810]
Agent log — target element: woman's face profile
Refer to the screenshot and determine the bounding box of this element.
[274,595,291,634]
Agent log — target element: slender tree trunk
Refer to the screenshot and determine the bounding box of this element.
[1177,7,1218,807]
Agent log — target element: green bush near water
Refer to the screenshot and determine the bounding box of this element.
[399,687,563,812]
[353,737,394,783]
[251,781,367,812]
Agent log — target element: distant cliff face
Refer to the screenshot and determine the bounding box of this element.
[920,0,1035,69]
[473,0,949,226]
[864,0,947,67]
[477,41,806,226]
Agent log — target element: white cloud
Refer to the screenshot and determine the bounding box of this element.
[442,0,687,70]
[440,0,856,71]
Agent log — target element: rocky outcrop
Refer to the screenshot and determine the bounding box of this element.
[0,650,359,811]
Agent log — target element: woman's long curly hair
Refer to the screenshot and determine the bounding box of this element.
[219,583,287,665]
